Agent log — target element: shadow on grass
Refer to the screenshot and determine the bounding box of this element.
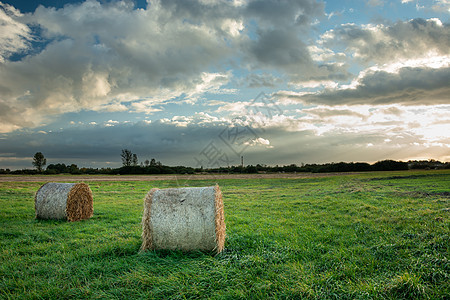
[140,249,215,260]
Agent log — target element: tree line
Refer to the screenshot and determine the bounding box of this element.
[0,151,449,175]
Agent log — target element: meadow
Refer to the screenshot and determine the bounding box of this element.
[0,170,449,299]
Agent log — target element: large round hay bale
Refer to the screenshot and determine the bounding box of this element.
[35,182,93,221]
[141,185,226,253]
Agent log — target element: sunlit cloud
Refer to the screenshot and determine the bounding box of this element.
[0,2,32,63]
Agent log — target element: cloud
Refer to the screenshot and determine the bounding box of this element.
[244,26,351,83]
[0,0,329,133]
[244,137,274,148]
[408,0,450,13]
[217,101,249,113]
[0,2,32,63]
[245,0,324,27]
[296,19,450,106]
[276,65,450,106]
[0,0,234,131]
[248,28,311,69]
[320,18,449,64]
[431,0,450,12]
[0,115,240,169]
[302,106,367,119]
[242,73,283,88]
[2,105,448,170]
[367,0,384,7]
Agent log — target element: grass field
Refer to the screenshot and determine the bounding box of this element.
[0,170,449,299]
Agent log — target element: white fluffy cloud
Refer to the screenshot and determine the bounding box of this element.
[0,3,32,63]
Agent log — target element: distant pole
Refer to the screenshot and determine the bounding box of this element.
[241,156,244,167]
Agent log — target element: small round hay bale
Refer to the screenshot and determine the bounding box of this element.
[35,182,93,222]
[141,185,226,253]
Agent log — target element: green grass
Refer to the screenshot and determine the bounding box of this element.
[0,170,449,299]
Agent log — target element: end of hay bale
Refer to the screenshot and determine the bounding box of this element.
[140,185,226,254]
[140,188,159,252]
[214,184,226,254]
[66,183,94,222]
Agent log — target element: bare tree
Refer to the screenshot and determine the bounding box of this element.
[132,153,138,166]
[121,149,133,167]
[32,152,46,172]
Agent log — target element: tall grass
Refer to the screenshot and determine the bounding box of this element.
[0,170,448,299]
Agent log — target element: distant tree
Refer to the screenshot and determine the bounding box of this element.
[121,149,133,167]
[144,159,150,167]
[372,160,408,171]
[0,169,11,174]
[150,158,156,167]
[46,163,67,173]
[32,152,46,173]
[69,164,80,174]
[245,165,258,173]
[132,154,138,166]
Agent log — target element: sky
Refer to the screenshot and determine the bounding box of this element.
[0,0,449,170]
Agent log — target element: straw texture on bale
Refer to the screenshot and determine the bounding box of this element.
[141,185,226,253]
[35,182,93,221]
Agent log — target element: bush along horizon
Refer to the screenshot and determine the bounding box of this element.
[1,159,449,175]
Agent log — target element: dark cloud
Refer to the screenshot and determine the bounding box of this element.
[0,119,405,169]
[156,0,328,80]
[158,0,324,28]
[249,29,311,69]
[158,0,237,24]
[291,62,352,83]
[244,28,352,83]
[0,120,225,167]
[278,66,450,106]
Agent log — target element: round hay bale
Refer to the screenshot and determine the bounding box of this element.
[141,185,226,253]
[35,182,93,221]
